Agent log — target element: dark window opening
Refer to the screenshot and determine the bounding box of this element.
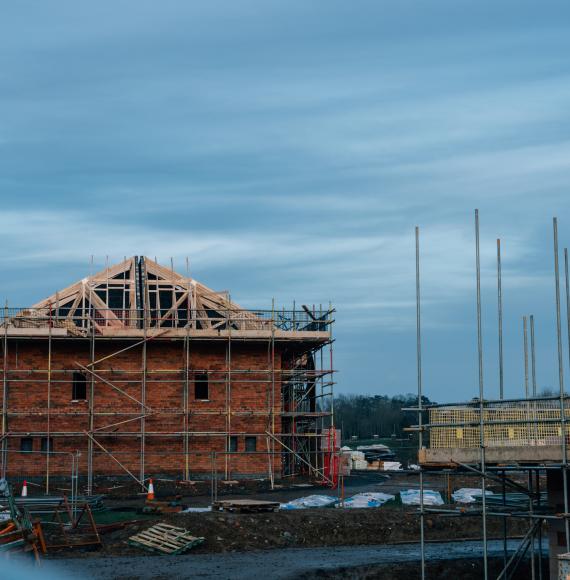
[558,531,567,547]
[195,373,209,400]
[229,436,238,453]
[107,288,125,310]
[72,372,87,400]
[41,437,54,453]
[20,437,33,453]
[245,436,257,452]
[57,301,75,318]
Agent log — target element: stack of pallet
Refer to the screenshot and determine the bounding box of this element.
[129,523,204,554]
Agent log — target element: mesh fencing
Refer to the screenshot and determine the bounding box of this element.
[429,400,570,449]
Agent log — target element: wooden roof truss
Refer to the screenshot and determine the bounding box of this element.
[30,256,263,332]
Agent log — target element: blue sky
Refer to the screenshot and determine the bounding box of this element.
[1,1,570,402]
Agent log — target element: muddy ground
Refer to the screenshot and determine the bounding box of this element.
[74,507,527,558]
[34,470,539,579]
[43,540,546,580]
[39,471,530,557]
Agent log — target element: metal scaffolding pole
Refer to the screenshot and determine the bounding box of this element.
[475,209,488,579]
[497,239,504,400]
[553,217,570,552]
[524,315,529,399]
[46,311,52,494]
[530,314,537,397]
[1,301,8,479]
[415,226,426,580]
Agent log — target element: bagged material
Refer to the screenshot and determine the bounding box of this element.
[340,492,395,509]
[382,461,402,471]
[182,506,212,513]
[400,489,444,506]
[280,494,337,510]
[452,488,494,504]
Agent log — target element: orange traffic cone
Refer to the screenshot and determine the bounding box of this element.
[147,479,155,501]
[21,480,28,497]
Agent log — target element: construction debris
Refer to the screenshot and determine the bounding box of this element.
[213,499,280,513]
[44,502,102,551]
[15,495,105,516]
[0,478,43,560]
[129,523,204,554]
[142,500,184,514]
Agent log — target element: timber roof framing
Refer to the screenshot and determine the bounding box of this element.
[3,256,332,341]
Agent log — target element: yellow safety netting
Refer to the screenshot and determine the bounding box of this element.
[429,401,570,449]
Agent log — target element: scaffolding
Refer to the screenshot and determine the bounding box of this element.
[411,214,570,579]
[0,256,336,494]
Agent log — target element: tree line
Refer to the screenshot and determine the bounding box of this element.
[331,393,432,440]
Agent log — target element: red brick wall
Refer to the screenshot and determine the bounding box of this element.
[0,338,282,478]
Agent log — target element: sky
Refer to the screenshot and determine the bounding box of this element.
[1,1,570,402]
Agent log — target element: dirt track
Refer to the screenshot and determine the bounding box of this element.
[43,540,545,579]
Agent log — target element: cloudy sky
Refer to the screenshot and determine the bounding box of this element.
[1,1,570,402]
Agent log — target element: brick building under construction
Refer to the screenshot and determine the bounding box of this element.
[0,257,335,492]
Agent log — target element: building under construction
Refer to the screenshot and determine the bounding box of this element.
[0,257,335,493]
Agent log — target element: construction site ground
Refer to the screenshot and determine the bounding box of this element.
[23,471,534,578]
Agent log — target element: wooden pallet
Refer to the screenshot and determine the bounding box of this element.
[129,523,204,555]
[212,499,280,513]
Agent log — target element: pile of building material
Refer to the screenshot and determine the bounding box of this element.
[400,489,444,506]
[341,492,395,509]
[129,523,204,555]
[452,488,494,504]
[356,444,396,461]
[213,499,280,513]
[349,450,368,471]
[345,444,398,471]
[15,495,104,516]
[280,495,338,510]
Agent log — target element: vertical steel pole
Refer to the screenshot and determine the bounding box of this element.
[415,226,425,580]
[497,239,504,400]
[530,315,537,397]
[46,313,52,494]
[529,471,536,580]
[475,210,488,579]
[523,316,529,399]
[87,256,95,494]
[565,249,570,377]
[1,301,8,479]
[553,218,570,552]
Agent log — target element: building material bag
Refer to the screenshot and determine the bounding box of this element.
[340,492,395,509]
[280,494,337,510]
[452,488,494,504]
[400,489,444,506]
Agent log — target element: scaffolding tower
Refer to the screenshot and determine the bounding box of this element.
[412,214,570,580]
